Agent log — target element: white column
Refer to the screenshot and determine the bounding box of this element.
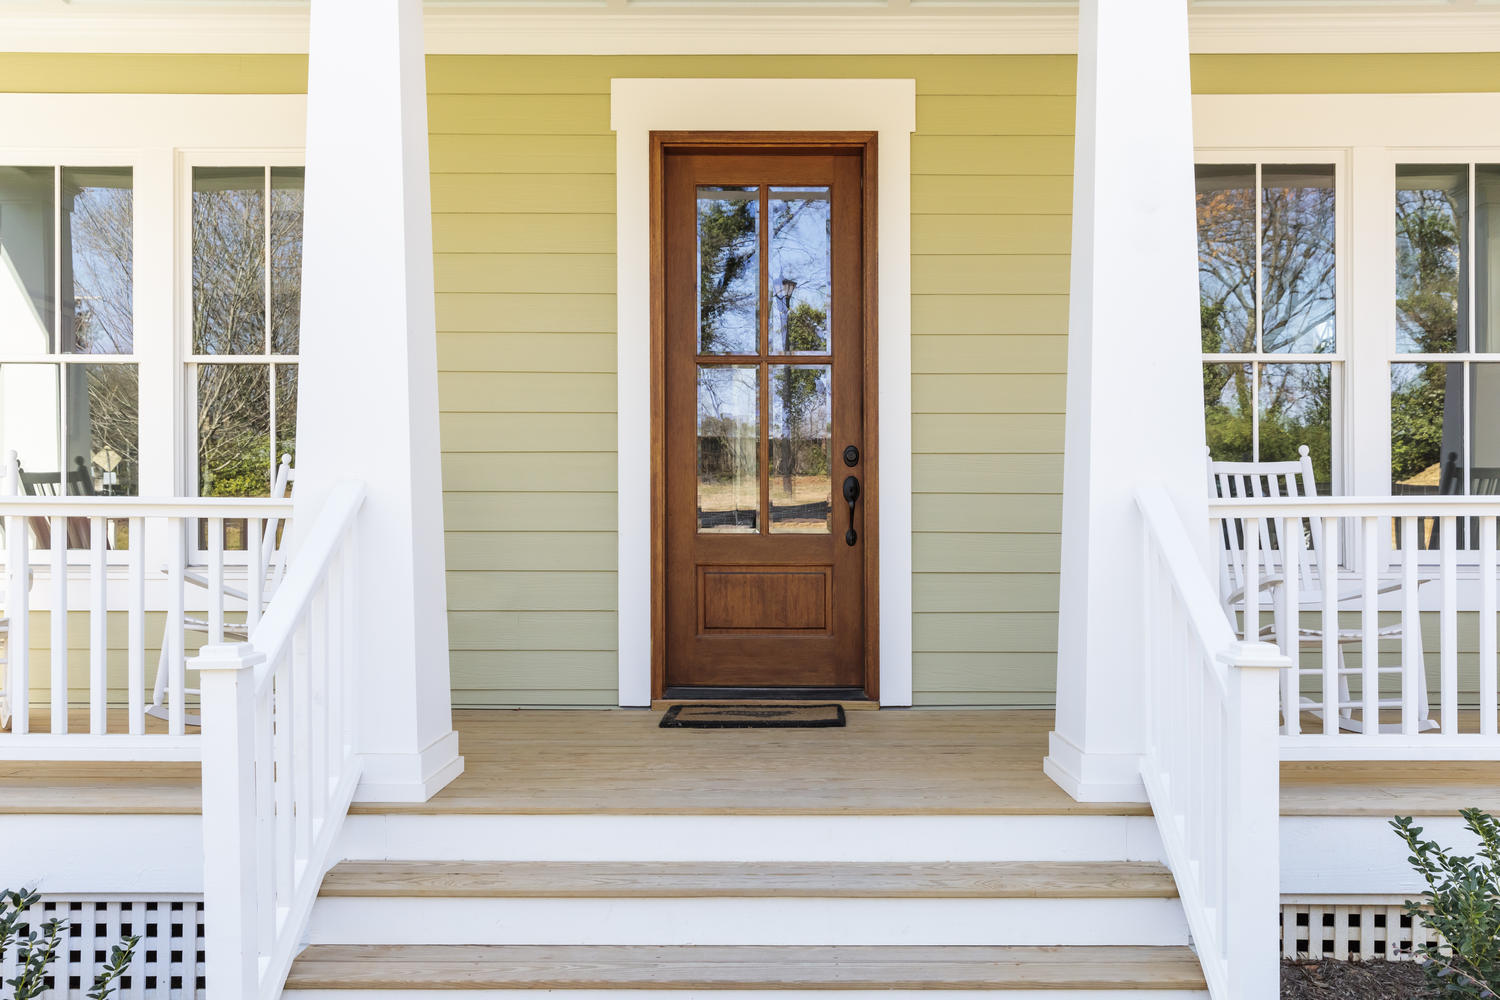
[296,0,462,802]
[1045,0,1209,802]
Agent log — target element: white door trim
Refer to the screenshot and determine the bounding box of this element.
[611,78,916,707]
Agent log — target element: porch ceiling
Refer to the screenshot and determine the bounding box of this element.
[5,0,1500,54]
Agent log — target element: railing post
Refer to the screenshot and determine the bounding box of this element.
[1221,639,1288,999]
[198,641,266,1000]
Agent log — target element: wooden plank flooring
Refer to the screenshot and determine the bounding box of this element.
[4,706,1500,817]
[283,944,1210,991]
[316,860,1180,899]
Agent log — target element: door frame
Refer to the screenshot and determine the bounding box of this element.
[651,133,878,700]
[612,78,916,707]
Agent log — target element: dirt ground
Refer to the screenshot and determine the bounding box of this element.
[1282,959,1429,999]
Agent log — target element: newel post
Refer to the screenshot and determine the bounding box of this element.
[1222,640,1290,997]
[198,642,265,1000]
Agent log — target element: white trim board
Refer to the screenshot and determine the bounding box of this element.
[8,5,1500,55]
[610,78,916,707]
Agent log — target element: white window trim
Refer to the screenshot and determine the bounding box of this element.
[0,94,305,606]
[610,78,916,707]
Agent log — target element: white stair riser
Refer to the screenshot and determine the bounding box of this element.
[286,990,1211,999]
[339,815,1166,864]
[307,896,1190,947]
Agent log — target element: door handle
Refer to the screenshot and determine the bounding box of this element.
[842,475,861,546]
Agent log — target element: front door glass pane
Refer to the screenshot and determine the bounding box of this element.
[1261,165,1336,354]
[697,186,759,355]
[1396,164,1467,354]
[769,187,831,355]
[697,364,759,533]
[770,364,832,533]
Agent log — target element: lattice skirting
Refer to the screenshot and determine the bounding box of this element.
[0,895,204,999]
[1281,896,1440,962]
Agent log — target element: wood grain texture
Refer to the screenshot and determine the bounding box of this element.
[317,860,1179,899]
[283,944,1208,990]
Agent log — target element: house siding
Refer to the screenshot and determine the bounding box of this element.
[4,51,1497,707]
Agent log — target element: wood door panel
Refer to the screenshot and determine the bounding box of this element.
[659,140,872,693]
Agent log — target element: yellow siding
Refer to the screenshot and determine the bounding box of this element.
[5,51,1495,707]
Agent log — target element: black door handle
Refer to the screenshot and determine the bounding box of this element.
[842,475,861,546]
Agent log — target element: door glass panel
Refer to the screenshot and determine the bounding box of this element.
[1396,164,1467,354]
[770,364,832,533]
[697,186,759,355]
[769,187,832,355]
[1196,165,1256,354]
[697,365,759,533]
[1261,165,1335,355]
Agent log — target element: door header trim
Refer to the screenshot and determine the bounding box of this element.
[612,78,916,707]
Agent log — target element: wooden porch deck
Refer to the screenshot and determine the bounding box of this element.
[3,707,1499,817]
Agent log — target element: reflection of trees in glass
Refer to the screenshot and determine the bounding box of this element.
[1261,174,1336,355]
[84,365,138,495]
[1196,180,1255,353]
[198,366,270,498]
[697,194,757,354]
[67,177,133,355]
[770,192,830,353]
[773,310,830,497]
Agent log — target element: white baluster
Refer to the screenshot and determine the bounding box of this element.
[6,502,31,735]
[1281,516,1299,736]
[1482,517,1497,738]
[1244,516,1260,644]
[128,516,145,736]
[247,518,264,633]
[209,517,224,643]
[1361,516,1379,733]
[1402,516,1421,736]
[89,516,107,735]
[1441,516,1458,735]
[167,519,186,735]
[50,516,67,734]
[1322,516,1340,736]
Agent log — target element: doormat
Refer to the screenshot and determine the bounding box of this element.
[659,704,846,729]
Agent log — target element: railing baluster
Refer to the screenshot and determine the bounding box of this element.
[1244,516,1260,644]
[167,518,186,736]
[1361,516,1379,734]
[128,516,145,736]
[1322,516,1340,736]
[293,609,314,867]
[6,509,30,736]
[50,516,67,734]
[1281,515,1299,736]
[1402,516,1421,736]
[1441,516,1458,735]
[247,518,264,633]
[1482,517,1497,738]
[274,650,293,907]
[209,517,225,643]
[89,516,107,735]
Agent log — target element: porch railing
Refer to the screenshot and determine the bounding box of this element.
[1209,496,1500,759]
[198,481,364,1000]
[0,483,294,760]
[1137,486,1288,1000]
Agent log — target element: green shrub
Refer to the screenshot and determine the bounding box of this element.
[1393,811,1500,997]
[0,889,139,1000]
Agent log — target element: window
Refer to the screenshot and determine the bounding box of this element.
[1197,162,1339,493]
[0,165,138,510]
[1390,163,1500,502]
[188,166,303,549]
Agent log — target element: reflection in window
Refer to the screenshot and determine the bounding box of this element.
[770,365,831,533]
[0,166,138,509]
[697,186,759,355]
[769,188,831,355]
[1396,165,1466,355]
[697,366,759,533]
[1198,163,1338,492]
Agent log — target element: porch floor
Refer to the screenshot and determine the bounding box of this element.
[3,707,1499,817]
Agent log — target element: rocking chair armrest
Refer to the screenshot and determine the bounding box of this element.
[170,568,252,603]
[1222,575,1286,608]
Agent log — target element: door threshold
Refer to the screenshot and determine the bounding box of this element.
[656,687,877,711]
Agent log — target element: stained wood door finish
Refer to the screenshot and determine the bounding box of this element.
[662,147,867,691]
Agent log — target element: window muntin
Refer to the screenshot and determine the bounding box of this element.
[0,165,138,510]
[1198,162,1338,492]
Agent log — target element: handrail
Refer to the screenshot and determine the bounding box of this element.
[1136,485,1288,1000]
[1211,495,1500,516]
[0,496,292,518]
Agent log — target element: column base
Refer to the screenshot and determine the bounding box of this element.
[1043,730,1148,803]
[352,729,464,803]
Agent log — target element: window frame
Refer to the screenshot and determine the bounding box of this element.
[1194,147,1351,498]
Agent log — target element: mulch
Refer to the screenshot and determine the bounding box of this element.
[1282,959,1429,999]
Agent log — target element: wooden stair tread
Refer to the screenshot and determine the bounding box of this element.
[285,944,1207,990]
[318,860,1179,899]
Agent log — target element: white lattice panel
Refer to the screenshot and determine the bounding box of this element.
[0,896,204,999]
[1281,897,1440,962]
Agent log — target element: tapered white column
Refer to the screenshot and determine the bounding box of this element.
[1045,0,1209,802]
[296,0,462,801]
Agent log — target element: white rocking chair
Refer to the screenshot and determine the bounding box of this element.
[147,455,295,727]
[1209,445,1437,734]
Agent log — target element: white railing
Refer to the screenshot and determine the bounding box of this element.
[1137,486,1289,1000]
[0,488,294,760]
[1210,496,1500,759]
[198,481,364,1000]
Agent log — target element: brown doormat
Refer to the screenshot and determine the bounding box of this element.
[659,704,846,729]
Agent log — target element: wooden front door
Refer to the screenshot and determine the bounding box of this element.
[658,139,874,695]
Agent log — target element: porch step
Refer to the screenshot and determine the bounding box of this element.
[283,943,1209,991]
[317,860,1180,898]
